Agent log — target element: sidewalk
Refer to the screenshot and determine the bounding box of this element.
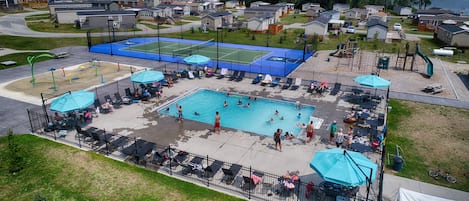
[382,174,468,201]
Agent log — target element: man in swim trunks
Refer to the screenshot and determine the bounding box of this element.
[214,111,221,134]
[306,121,314,143]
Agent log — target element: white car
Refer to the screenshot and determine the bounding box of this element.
[346,26,355,34]
[393,23,402,31]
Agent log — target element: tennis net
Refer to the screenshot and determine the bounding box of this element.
[172,39,215,57]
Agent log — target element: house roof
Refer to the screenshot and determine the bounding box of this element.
[439,24,466,34]
[305,16,330,26]
[320,10,339,18]
[207,11,232,18]
[156,4,187,9]
[77,11,135,16]
[56,7,105,12]
[245,6,280,12]
[367,19,388,28]
[248,15,272,22]
[307,7,325,12]
[419,14,469,22]
[416,8,456,15]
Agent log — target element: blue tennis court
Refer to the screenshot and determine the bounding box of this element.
[158,89,315,137]
[89,37,313,77]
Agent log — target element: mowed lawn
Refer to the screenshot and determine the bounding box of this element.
[0,135,243,201]
[386,100,469,191]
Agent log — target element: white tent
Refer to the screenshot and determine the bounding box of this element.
[397,188,454,201]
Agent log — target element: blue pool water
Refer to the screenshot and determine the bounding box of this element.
[158,89,315,137]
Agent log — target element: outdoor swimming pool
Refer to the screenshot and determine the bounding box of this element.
[158,89,315,137]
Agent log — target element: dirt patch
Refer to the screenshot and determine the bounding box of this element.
[4,61,137,98]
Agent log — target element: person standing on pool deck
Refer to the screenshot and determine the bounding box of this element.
[306,121,314,143]
[274,128,282,151]
[214,111,221,134]
[178,105,183,123]
[329,120,337,144]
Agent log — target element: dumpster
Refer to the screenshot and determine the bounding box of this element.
[393,156,404,171]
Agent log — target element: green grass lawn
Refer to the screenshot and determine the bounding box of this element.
[0,134,243,201]
[386,100,469,191]
[0,52,53,69]
[182,16,201,21]
[24,13,50,21]
[139,22,170,30]
[0,35,87,50]
[280,14,309,25]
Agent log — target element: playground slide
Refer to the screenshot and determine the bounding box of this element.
[416,44,434,78]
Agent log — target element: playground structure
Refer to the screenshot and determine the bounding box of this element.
[395,42,434,78]
[329,38,359,58]
[5,61,134,99]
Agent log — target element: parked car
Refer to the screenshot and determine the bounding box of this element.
[346,26,355,34]
[393,23,402,31]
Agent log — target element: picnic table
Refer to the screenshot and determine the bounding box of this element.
[1,61,16,66]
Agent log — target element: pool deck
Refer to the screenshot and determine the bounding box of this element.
[78,75,386,200]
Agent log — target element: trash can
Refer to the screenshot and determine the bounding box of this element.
[393,156,404,171]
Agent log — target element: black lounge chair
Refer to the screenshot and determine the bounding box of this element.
[251,74,263,84]
[242,171,264,190]
[222,164,242,185]
[124,88,133,98]
[75,125,92,142]
[235,71,245,82]
[329,82,342,96]
[290,78,301,90]
[204,160,224,179]
[282,78,293,90]
[229,70,239,81]
[217,68,229,79]
[271,77,281,87]
[115,92,131,105]
[94,99,109,114]
[104,95,121,109]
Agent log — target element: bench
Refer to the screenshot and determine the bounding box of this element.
[55,52,70,59]
[0,61,16,66]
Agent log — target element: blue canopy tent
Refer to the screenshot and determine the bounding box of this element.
[50,90,95,113]
[310,148,378,200]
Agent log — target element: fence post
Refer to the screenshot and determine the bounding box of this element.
[248,166,252,199]
[206,155,209,187]
[297,179,301,201]
[27,109,34,132]
[168,145,172,175]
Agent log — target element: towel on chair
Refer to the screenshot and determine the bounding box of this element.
[251,175,262,185]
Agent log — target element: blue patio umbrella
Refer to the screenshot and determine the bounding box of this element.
[183,54,211,65]
[50,90,95,113]
[354,75,391,89]
[130,70,164,84]
[309,148,377,187]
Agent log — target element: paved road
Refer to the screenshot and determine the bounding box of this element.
[0,11,200,38]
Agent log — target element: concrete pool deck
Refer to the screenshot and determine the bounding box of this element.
[78,75,385,199]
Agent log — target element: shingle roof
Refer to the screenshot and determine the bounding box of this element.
[367,19,388,28]
[306,16,330,26]
[208,11,232,18]
[77,11,135,15]
[439,24,465,33]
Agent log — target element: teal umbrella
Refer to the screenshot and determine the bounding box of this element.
[309,148,377,187]
[131,70,164,84]
[183,54,210,65]
[50,91,95,113]
[354,75,390,89]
